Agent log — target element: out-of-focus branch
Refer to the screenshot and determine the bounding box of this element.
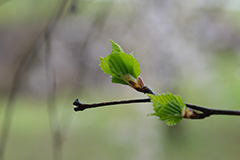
[44,1,71,160]
[0,0,70,160]
[44,32,62,160]
[0,46,37,160]
[60,1,114,142]
[69,0,78,13]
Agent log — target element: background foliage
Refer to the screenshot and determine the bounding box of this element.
[1,0,240,160]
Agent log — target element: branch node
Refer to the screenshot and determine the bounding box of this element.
[136,86,154,94]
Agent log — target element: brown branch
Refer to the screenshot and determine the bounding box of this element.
[73,98,151,111]
[73,58,240,120]
[73,97,240,119]
[185,103,240,119]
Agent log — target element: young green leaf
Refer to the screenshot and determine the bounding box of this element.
[147,93,187,126]
[110,39,124,53]
[99,40,142,88]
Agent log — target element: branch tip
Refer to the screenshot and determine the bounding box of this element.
[73,99,85,112]
[73,99,80,105]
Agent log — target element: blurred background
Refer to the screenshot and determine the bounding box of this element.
[1,0,240,160]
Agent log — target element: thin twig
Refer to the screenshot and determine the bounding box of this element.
[73,98,240,119]
[73,98,151,111]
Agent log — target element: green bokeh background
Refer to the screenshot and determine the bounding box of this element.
[1,0,240,160]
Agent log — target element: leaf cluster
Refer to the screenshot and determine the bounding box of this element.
[99,40,187,126]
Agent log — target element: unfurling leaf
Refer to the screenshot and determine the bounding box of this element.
[147,93,187,126]
[99,40,141,88]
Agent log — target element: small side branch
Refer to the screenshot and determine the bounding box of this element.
[73,98,151,111]
[73,98,240,119]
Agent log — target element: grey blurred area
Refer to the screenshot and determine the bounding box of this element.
[0,0,239,96]
[1,0,240,160]
[1,0,240,95]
